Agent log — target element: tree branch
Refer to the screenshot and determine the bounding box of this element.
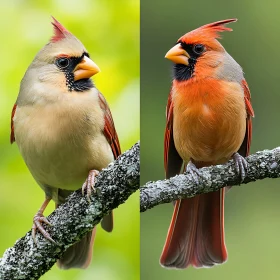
[140,147,280,212]
[0,142,140,280]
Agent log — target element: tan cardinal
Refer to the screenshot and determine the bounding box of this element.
[161,19,254,268]
[10,17,121,269]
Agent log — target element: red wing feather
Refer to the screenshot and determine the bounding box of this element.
[10,104,17,144]
[164,91,173,171]
[238,80,254,157]
[242,79,254,118]
[98,92,120,234]
[164,91,183,179]
[98,93,121,159]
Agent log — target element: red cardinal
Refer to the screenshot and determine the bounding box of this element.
[10,18,121,269]
[161,19,254,268]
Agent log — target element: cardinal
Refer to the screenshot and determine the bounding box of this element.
[10,17,121,269]
[161,19,254,268]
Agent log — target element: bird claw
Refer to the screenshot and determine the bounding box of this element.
[32,213,55,244]
[82,170,99,202]
[186,161,200,184]
[232,152,248,181]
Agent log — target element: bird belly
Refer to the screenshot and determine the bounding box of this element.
[13,98,113,193]
[18,133,113,191]
[173,81,247,164]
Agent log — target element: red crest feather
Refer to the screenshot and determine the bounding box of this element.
[179,19,237,44]
[50,16,71,42]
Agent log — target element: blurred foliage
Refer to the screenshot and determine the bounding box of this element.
[0,1,139,280]
[141,0,280,279]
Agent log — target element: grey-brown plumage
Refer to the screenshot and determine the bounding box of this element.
[10,18,121,269]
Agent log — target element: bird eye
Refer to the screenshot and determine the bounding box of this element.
[55,57,69,69]
[193,44,205,55]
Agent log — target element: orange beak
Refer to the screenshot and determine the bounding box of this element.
[165,43,190,65]
[73,56,100,81]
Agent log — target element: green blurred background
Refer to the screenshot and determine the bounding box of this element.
[141,0,280,279]
[0,1,139,280]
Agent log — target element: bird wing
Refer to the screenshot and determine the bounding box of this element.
[164,91,183,179]
[10,104,17,144]
[98,92,121,159]
[98,92,121,233]
[237,79,254,157]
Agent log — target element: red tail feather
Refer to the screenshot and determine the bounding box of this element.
[160,189,227,268]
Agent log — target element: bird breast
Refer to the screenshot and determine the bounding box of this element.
[13,89,114,191]
[172,79,247,164]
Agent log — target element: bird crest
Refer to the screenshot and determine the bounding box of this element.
[50,17,71,42]
[179,19,237,44]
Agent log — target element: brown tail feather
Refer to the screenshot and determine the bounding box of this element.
[160,189,227,268]
[101,212,113,232]
[57,227,96,269]
[56,189,98,269]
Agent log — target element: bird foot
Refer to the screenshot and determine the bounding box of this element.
[186,161,200,184]
[82,169,100,202]
[32,212,55,244]
[232,152,248,181]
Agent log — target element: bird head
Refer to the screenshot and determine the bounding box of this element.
[17,17,100,105]
[165,19,237,81]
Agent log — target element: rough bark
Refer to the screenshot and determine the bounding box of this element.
[0,142,139,280]
[2,143,280,279]
[140,147,280,212]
